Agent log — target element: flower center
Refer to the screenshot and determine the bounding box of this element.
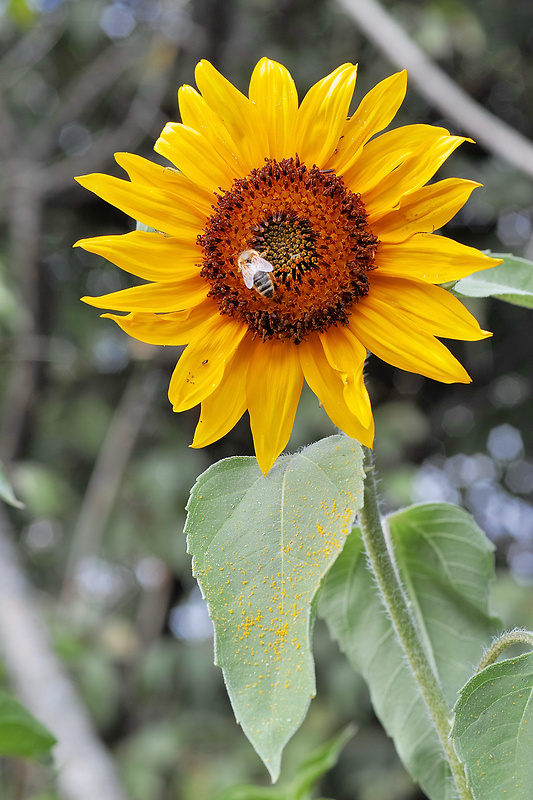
[198,157,378,343]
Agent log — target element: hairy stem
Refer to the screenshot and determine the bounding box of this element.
[359,448,473,800]
[477,628,533,671]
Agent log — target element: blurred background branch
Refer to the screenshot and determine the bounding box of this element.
[338,0,533,178]
[0,507,131,800]
[30,43,135,161]
[45,37,175,194]
[0,24,179,467]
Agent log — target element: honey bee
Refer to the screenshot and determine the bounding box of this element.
[237,249,275,298]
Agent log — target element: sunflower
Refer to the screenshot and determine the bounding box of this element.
[75,59,497,475]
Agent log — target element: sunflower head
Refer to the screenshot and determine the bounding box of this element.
[75,58,498,475]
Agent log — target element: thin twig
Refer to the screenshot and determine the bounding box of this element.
[0,93,18,163]
[0,14,64,86]
[0,507,131,800]
[60,368,160,604]
[44,61,171,195]
[0,172,44,464]
[30,44,135,161]
[338,0,533,178]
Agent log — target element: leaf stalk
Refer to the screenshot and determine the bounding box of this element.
[477,628,533,671]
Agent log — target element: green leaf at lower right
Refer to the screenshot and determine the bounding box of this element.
[451,651,533,799]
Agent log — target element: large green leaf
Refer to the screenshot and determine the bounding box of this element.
[185,436,364,781]
[453,253,533,308]
[319,503,499,800]
[451,652,533,799]
[0,691,56,758]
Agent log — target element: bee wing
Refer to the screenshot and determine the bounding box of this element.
[255,256,274,273]
[240,262,257,289]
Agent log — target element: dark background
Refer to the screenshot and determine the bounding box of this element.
[1,0,533,797]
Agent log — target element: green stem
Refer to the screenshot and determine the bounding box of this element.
[359,448,473,800]
[477,628,533,671]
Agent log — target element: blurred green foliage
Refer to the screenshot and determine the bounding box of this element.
[1,0,533,798]
[0,692,55,758]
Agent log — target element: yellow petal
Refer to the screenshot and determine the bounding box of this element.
[318,325,372,427]
[169,315,248,412]
[154,122,235,193]
[82,274,208,312]
[375,234,501,283]
[341,371,373,429]
[364,135,470,218]
[292,64,358,167]
[191,334,255,449]
[350,300,472,383]
[114,152,213,215]
[103,300,219,346]
[327,70,407,172]
[248,57,298,161]
[178,85,250,176]
[368,274,492,341]
[74,231,201,282]
[246,338,303,475]
[194,59,267,168]
[343,124,449,195]
[75,173,203,238]
[299,336,374,446]
[374,178,481,243]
